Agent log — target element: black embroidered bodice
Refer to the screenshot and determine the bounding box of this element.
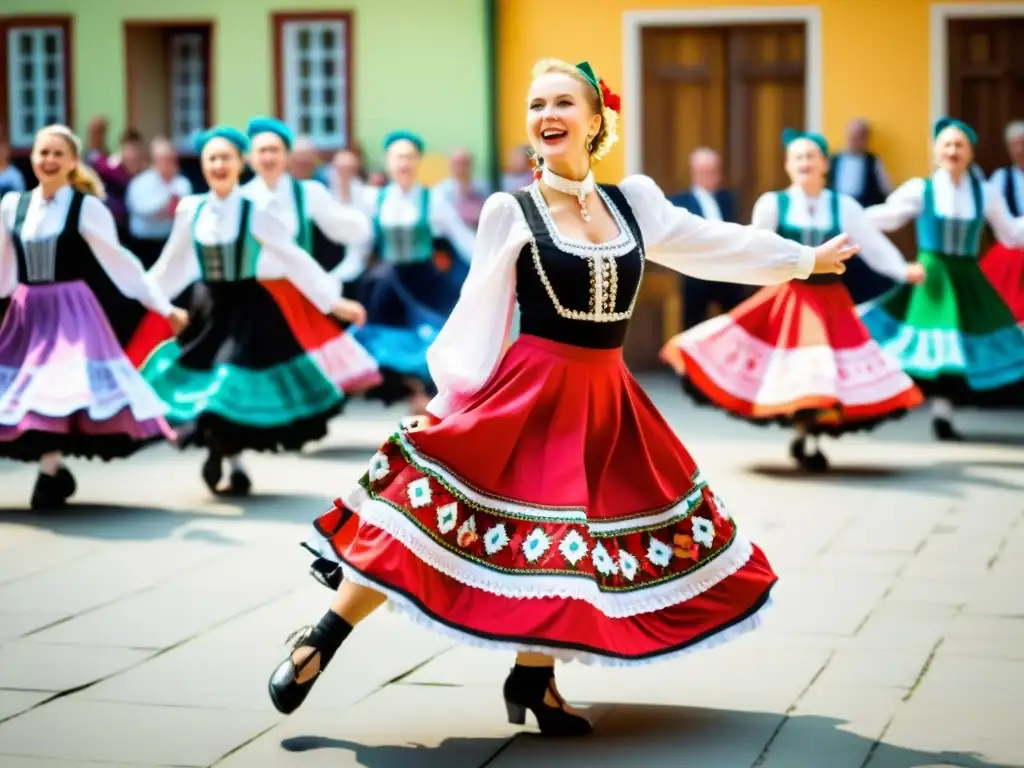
[11,190,94,285]
[511,184,645,349]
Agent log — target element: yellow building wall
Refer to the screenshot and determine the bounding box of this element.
[496,0,1021,188]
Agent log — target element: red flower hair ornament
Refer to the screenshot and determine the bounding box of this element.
[599,79,621,113]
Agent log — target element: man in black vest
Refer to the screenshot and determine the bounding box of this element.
[668,148,748,329]
[828,118,896,304]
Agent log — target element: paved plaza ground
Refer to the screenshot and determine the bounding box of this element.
[0,374,1022,768]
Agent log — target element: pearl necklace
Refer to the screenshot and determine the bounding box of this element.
[541,166,596,221]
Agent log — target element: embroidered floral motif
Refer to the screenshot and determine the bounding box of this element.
[558,529,588,566]
[691,516,716,548]
[352,436,740,594]
[368,451,390,482]
[457,515,478,548]
[592,541,618,576]
[647,537,673,568]
[523,528,552,563]
[407,477,433,508]
[713,493,731,521]
[619,551,640,582]
[484,524,509,555]
[436,503,458,535]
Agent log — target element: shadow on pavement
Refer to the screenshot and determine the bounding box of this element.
[746,458,1024,498]
[0,492,333,543]
[275,704,1006,767]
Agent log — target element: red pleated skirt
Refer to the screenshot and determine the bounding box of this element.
[304,334,776,665]
[981,242,1024,323]
[261,279,382,395]
[661,281,923,434]
[124,311,175,369]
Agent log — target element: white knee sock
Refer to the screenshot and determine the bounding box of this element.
[39,452,61,476]
[931,398,954,420]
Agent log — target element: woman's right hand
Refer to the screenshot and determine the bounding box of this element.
[331,297,367,326]
[812,234,860,274]
[167,307,189,335]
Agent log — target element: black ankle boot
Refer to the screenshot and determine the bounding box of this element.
[789,435,808,466]
[804,449,830,473]
[55,466,76,500]
[268,611,352,714]
[502,665,592,737]
[30,472,69,510]
[201,450,223,493]
[933,417,963,442]
[224,469,251,497]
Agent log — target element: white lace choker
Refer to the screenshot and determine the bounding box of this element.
[541,166,596,221]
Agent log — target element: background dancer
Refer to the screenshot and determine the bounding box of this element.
[140,126,365,496]
[663,129,923,472]
[268,59,855,738]
[860,118,1024,441]
[980,120,1024,323]
[354,131,476,413]
[242,117,381,398]
[0,125,185,509]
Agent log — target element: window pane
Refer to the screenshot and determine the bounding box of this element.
[300,58,311,78]
[18,34,33,55]
[46,88,59,107]
[21,89,34,108]
[323,58,335,77]
[321,28,335,48]
[20,61,34,81]
[300,115,312,133]
[45,113,59,125]
[323,114,336,133]
[297,29,310,50]
[22,114,35,134]
[44,32,59,55]
[323,88,335,105]
[299,87,311,106]
[45,61,58,81]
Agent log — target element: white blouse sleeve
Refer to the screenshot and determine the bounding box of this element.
[149,196,202,300]
[982,183,1024,247]
[250,205,340,313]
[750,192,779,230]
[428,190,477,263]
[620,175,814,285]
[0,193,17,299]
[78,195,174,316]
[865,178,924,232]
[838,195,909,282]
[126,173,172,218]
[426,192,526,420]
[303,180,373,247]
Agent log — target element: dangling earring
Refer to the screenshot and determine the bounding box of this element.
[586,136,593,151]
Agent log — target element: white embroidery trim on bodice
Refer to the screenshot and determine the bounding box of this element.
[526,182,645,323]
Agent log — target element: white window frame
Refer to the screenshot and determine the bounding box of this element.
[6,25,67,149]
[167,31,208,152]
[280,17,350,149]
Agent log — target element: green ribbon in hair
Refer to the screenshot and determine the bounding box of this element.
[933,117,978,146]
[781,127,830,157]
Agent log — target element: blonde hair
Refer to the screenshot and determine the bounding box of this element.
[35,124,107,199]
[530,58,620,164]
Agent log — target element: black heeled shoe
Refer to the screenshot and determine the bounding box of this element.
[932,417,963,442]
[201,451,223,494]
[268,612,351,715]
[789,436,808,467]
[224,469,251,497]
[804,449,830,473]
[30,472,69,510]
[502,665,592,737]
[55,466,77,500]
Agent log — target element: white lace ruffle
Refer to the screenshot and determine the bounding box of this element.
[340,561,773,667]
[0,357,168,425]
[305,486,757,620]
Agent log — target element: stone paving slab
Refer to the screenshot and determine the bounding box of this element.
[0,642,153,692]
[0,691,51,724]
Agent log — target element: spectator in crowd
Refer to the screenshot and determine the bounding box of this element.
[93,128,147,240]
[432,148,489,229]
[367,170,388,187]
[828,118,891,208]
[83,116,109,166]
[290,136,322,181]
[668,147,746,328]
[323,147,374,291]
[0,136,26,197]
[501,144,534,191]
[125,137,192,268]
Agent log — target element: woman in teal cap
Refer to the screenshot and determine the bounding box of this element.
[140,126,366,495]
[663,128,925,472]
[241,116,381,398]
[353,130,477,414]
[859,118,1024,441]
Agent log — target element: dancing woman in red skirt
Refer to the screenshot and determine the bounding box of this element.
[980,120,1024,324]
[662,130,925,472]
[267,59,856,736]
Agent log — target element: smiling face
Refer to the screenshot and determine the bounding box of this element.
[250,132,288,180]
[934,127,973,174]
[784,138,828,188]
[386,139,421,187]
[31,131,78,187]
[201,137,243,196]
[527,71,602,170]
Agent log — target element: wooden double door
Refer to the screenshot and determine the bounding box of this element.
[626,23,807,369]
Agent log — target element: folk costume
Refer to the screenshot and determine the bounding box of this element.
[353,131,477,405]
[859,119,1024,439]
[242,117,381,397]
[139,127,349,495]
[980,161,1024,323]
[662,130,922,471]
[0,182,176,508]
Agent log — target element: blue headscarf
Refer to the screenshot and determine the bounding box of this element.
[782,128,829,157]
[383,130,424,154]
[246,115,294,150]
[194,126,249,155]
[933,117,978,146]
